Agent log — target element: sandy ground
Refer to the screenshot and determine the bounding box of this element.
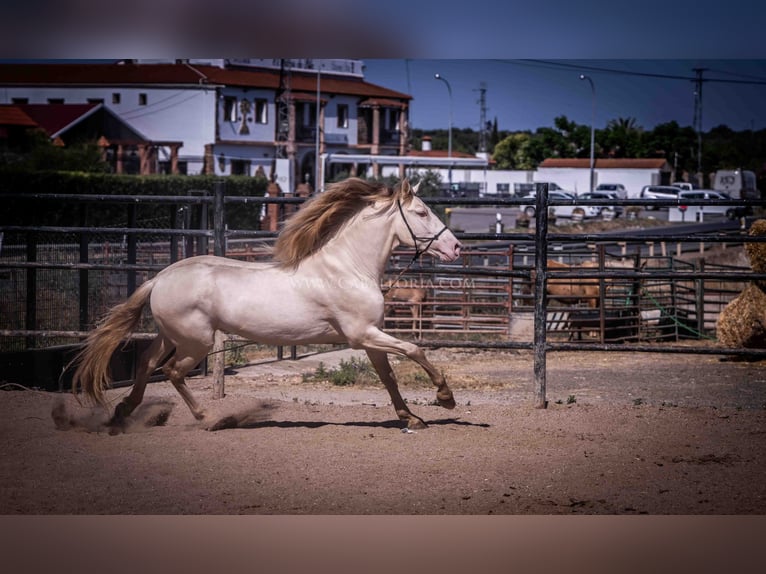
[1,346,765,515]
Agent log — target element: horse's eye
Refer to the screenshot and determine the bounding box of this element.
[415,210,428,217]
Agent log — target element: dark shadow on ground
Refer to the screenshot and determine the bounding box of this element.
[206,416,489,431]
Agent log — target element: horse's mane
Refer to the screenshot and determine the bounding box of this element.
[273,177,402,268]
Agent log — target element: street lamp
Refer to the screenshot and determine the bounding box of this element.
[434,73,453,187]
[579,74,596,193]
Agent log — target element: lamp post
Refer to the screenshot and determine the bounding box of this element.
[434,73,453,187]
[579,74,596,193]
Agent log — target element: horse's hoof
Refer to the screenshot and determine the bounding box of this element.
[107,422,126,436]
[408,418,428,430]
[437,391,456,409]
[207,415,238,431]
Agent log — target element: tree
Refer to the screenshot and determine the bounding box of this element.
[492,132,536,170]
[602,117,643,158]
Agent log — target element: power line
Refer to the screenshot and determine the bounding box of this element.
[508,59,766,86]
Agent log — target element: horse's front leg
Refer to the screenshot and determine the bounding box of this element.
[352,326,456,411]
[365,349,427,430]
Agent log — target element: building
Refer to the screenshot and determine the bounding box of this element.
[0,59,432,191]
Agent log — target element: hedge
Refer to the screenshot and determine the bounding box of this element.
[0,170,269,229]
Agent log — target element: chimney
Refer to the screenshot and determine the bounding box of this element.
[422,136,432,152]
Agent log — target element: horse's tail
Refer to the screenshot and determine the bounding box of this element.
[71,278,157,406]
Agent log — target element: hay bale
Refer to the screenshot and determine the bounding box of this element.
[717,284,766,348]
[717,219,766,348]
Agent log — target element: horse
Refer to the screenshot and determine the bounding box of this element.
[382,279,428,332]
[70,178,462,431]
[529,260,600,308]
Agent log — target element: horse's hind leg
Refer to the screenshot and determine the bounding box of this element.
[162,343,210,421]
[109,335,172,430]
[366,349,427,430]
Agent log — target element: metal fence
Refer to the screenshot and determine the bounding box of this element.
[1,182,765,406]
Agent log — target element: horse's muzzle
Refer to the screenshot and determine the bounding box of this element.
[435,238,462,262]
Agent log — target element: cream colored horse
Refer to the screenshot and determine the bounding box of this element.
[71,178,462,431]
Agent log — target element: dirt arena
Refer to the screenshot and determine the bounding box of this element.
[1,345,765,514]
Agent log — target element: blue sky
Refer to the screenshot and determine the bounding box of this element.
[3,1,766,137]
[362,59,766,133]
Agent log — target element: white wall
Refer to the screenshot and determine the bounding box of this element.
[535,167,663,197]
[373,164,663,198]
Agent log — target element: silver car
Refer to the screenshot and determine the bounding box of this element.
[578,191,623,218]
[678,190,750,220]
[519,191,600,219]
[640,185,681,209]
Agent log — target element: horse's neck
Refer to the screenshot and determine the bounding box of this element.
[314,207,397,280]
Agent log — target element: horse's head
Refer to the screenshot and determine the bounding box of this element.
[393,179,462,262]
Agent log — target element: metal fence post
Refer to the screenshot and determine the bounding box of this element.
[79,204,89,331]
[533,183,549,409]
[212,180,226,400]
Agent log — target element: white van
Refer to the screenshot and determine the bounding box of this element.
[713,170,759,200]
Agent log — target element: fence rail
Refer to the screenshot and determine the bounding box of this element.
[2,182,765,405]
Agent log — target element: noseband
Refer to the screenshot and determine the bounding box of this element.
[396,199,449,264]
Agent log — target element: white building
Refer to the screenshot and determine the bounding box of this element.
[535,158,673,197]
[0,59,430,191]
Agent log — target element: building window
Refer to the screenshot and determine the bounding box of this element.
[138,93,147,105]
[496,183,510,194]
[112,93,121,104]
[223,97,237,122]
[337,104,349,128]
[48,98,64,104]
[254,99,267,124]
[231,160,250,176]
[11,98,28,104]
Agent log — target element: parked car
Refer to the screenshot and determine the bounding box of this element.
[677,190,751,220]
[640,185,681,209]
[513,181,571,198]
[519,190,600,220]
[671,182,696,191]
[595,183,628,199]
[578,191,624,218]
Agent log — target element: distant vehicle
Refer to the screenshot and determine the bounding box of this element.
[712,169,760,200]
[678,190,751,220]
[513,182,570,198]
[519,190,600,219]
[640,185,681,209]
[594,183,628,199]
[442,182,482,198]
[578,191,624,218]
[671,182,695,191]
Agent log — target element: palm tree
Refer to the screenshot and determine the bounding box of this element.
[604,117,642,157]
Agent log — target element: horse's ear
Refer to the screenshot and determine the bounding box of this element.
[399,178,412,198]
[412,180,421,195]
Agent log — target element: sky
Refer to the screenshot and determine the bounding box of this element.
[3,1,766,138]
[362,59,766,134]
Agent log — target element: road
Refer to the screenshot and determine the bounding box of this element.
[446,205,748,262]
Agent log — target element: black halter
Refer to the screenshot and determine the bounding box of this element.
[396,199,449,264]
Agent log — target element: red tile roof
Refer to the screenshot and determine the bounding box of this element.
[539,158,670,169]
[17,103,100,137]
[0,105,38,127]
[0,62,411,102]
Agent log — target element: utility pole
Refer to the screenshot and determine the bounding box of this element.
[692,68,707,181]
[475,82,488,154]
